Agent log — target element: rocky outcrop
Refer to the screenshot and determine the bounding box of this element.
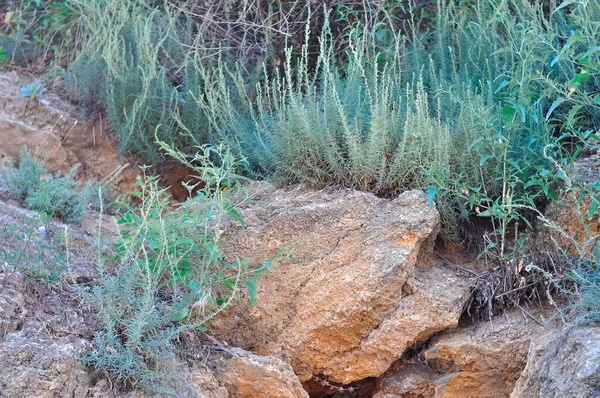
[0,269,307,398]
[216,348,308,398]
[536,151,600,256]
[211,185,472,384]
[375,308,548,398]
[511,325,600,398]
[0,198,116,280]
[0,198,307,398]
[0,269,107,398]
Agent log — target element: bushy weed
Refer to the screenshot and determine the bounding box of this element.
[81,144,283,394]
[2,149,105,223]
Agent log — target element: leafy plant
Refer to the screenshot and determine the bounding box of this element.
[20,83,47,100]
[2,149,106,223]
[196,11,491,239]
[3,149,46,200]
[0,0,81,69]
[81,143,284,394]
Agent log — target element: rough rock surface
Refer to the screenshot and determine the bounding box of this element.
[0,270,107,398]
[216,348,308,398]
[375,308,548,398]
[210,185,471,384]
[0,272,306,398]
[0,198,116,280]
[0,71,137,195]
[536,151,600,255]
[510,325,600,398]
[0,199,307,398]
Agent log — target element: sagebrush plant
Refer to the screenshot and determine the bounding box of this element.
[63,0,424,165]
[195,0,600,240]
[53,0,600,255]
[196,11,492,239]
[2,149,107,223]
[3,149,46,200]
[81,143,284,394]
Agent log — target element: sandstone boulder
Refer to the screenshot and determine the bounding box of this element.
[216,348,308,398]
[375,308,548,398]
[0,199,117,280]
[210,185,471,384]
[536,151,600,256]
[510,325,600,398]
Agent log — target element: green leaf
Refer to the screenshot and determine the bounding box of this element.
[468,137,483,151]
[175,238,194,247]
[502,105,517,124]
[553,0,575,14]
[569,145,584,163]
[543,184,559,201]
[546,97,565,121]
[566,104,583,127]
[524,179,542,189]
[479,154,492,167]
[173,307,189,321]
[569,73,590,86]
[577,191,588,205]
[188,280,200,292]
[521,217,533,229]
[225,204,245,229]
[588,197,600,220]
[477,209,494,217]
[576,46,600,63]
[494,79,510,94]
[245,278,258,307]
[583,130,600,142]
[426,186,438,208]
[147,239,160,250]
[375,29,388,41]
[20,83,46,99]
[551,31,583,66]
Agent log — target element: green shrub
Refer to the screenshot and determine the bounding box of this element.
[3,149,46,200]
[195,12,500,238]
[64,0,600,243]
[195,0,600,239]
[24,167,86,223]
[81,144,283,394]
[535,135,600,323]
[65,0,254,164]
[2,149,106,223]
[63,0,416,165]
